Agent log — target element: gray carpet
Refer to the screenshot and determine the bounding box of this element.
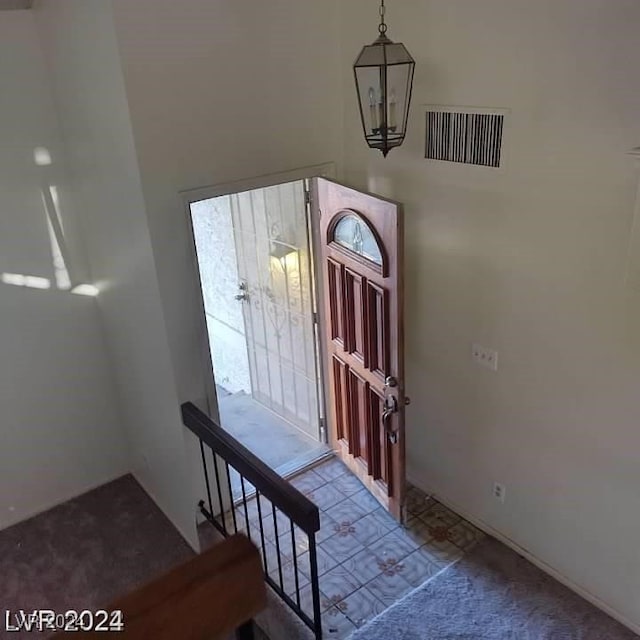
[351,537,638,640]
[0,475,194,639]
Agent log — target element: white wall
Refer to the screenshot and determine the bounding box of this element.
[109,0,344,411]
[93,0,344,534]
[33,0,343,552]
[340,0,640,630]
[34,0,199,548]
[0,10,128,530]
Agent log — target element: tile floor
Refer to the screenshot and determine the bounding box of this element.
[216,457,484,639]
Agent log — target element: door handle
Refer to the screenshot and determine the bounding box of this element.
[382,395,398,444]
[383,395,398,414]
[382,409,398,444]
[382,407,397,444]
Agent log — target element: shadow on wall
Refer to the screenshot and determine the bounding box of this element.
[1,146,98,298]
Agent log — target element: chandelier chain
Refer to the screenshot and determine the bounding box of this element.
[378,0,387,35]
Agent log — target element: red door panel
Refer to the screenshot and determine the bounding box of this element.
[315,178,405,520]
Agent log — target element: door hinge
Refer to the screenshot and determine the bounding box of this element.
[304,189,311,206]
[312,311,319,325]
[319,417,327,440]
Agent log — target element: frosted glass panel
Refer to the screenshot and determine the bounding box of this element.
[334,214,383,266]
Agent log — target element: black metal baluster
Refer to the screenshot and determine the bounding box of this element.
[256,492,268,573]
[224,462,238,534]
[199,441,214,517]
[211,450,227,536]
[182,402,324,637]
[308,535,322,640]
[240,476,252,540]
[272,505,284,592]
[290,521,301,608]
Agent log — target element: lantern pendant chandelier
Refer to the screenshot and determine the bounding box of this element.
[353,0,415,157]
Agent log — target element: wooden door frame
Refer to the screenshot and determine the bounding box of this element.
[180,162,335,434]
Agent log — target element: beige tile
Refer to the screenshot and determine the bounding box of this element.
[297,544,340,578]
[341,548,382,586]
[322,606,357,639]
[289,469,326,493]
[351,488,384,513]
[402,515,433,547]
[419,502,462,529]
[365,571,413,607]
[419,537,464,567]
[314,458,349,482]
[306,483,345,511]
[351,512,395,547]
[406,485,434,516]
[319,563,361,603]
[401,549,444,587]
[325,497,369,525]
[320,530,363,563]
[334,472,366,497]
[367,529,416,562]
[341,586,386,628]
[448,520,485,550]
[316,511,339,543]
[268,559,309,598]
[278,524,309,557]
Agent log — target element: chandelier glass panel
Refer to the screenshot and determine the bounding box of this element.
[353,0,415,157]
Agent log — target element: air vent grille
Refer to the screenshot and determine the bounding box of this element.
[425,111,504,168]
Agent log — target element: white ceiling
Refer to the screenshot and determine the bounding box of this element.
[0,0,33,9]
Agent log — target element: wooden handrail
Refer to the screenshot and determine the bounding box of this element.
[182,401,320,534]
[53,535,266,639]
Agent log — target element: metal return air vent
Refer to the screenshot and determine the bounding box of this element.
[425,110,505,168]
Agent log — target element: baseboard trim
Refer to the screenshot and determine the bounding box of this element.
[407,473,640,636]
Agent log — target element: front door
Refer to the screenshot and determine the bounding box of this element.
[315,178,406,520]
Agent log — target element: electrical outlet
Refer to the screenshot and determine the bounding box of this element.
[493,482,506,503]
[472,343,499,371]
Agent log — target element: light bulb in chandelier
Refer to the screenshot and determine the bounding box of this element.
[369,87,379,133]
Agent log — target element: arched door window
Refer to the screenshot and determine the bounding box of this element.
[332,213,383,266]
